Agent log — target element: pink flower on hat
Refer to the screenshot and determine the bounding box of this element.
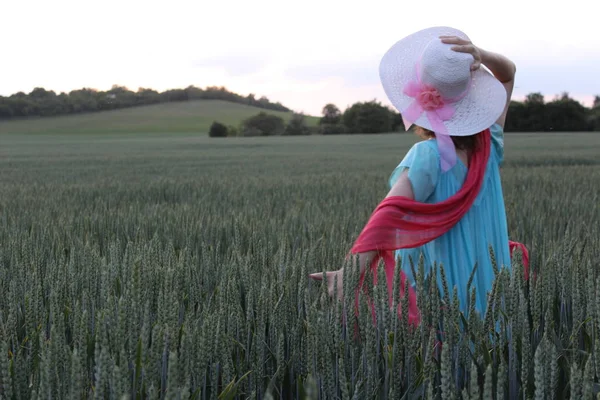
[402,79,457,172]
[416,85,445,110]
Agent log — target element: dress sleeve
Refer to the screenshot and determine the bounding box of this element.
[490,123,504,165]
[388,141,440,202]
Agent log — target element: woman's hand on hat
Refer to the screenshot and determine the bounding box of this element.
[439,36,482,71]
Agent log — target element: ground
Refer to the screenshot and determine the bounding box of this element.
[0,129,599,398]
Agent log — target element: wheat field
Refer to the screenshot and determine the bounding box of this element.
[0,131,599,399]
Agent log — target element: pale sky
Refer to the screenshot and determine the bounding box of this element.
[1,0,598,116]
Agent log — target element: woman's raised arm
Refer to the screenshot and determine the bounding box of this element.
[440,36,516,128]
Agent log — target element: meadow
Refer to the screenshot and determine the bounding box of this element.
[0,127,599,399]
[0,100,319,135]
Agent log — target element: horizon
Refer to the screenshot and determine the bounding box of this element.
[0,84,595,118]
[2,0,598,116]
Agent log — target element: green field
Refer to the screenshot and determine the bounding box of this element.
[0,100,319,135]
[0,130,599,399]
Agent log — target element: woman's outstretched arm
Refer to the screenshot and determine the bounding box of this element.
[308,170,415,300]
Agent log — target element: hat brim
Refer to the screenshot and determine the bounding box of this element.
[379,26,507,137]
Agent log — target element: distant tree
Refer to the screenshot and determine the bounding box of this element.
[27,87,65,116]
[320,104,342,125]
[545,94,588,132]
[257,96,271,107]
[284,113,310,135]
[505,101,527,132]
[209,121,228,137]
[589,108,600,131]
[136,88,161,105]
[242,112,285,136]
[390,109,406,132]
[185,85,204,100]
[522,92,546,131]
[160,88,189,103]
[94,85,138,111]
[68,88,99,113]
[0,98,14,118]
[525,92,545,105]
[29,87,55,100]
[9,95,38,117]
[108,85,129,94]
[590,95,600,131]
[342,100,393,133]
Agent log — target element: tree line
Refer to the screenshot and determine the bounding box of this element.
[209,112,314,137]
[505,93,600,132]
[0,85,289,119]
[209,100,406,137]
[1,84,598,133]
[315,93,600,135]
[211,92,600,138]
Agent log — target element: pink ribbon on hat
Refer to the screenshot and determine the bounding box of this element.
[401,65,471,172]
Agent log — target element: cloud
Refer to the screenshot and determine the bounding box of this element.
[2,0,599,115]
[265,78,389,116]
[513,61,600,97]
[284,59,381,88]
[191,53,271,77]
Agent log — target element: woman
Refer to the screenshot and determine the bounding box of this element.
[309,26,526,321]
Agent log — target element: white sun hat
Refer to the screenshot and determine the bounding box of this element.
[379,26,507,171]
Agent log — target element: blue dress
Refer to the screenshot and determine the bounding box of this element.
[389,124,511,316]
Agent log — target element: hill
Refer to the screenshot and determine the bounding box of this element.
[0,100,319,135]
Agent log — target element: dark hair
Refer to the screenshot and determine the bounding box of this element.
[414,126,481,154]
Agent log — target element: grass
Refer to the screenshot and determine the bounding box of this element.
[0,100,320,135]
[0,130,599,399]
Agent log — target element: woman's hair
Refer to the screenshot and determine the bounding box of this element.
[414,126,480,154]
